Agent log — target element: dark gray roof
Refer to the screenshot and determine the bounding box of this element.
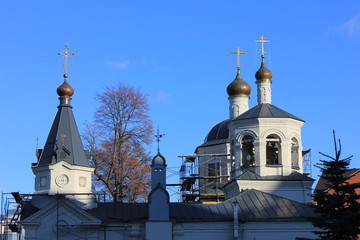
[87,202,148,223]
[35,100,90,167]
[169,189,315,222]
[223,189,316,221]
[196,119,231,149]
[234,103,304,122]
[235,170,314,181]
[205,119,231,141]
[197,138,229,148]
[88,189,315,223]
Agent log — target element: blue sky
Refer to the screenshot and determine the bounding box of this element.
[1,1,360,201]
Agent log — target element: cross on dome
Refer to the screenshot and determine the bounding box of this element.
[255,36,270,57]
[155,127,165,153]
[230,47,246,71]
[58,45,75,74]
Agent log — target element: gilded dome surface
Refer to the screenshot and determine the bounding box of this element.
[255,61,272,81]
[57,79,74,97]
[227,71,251,97]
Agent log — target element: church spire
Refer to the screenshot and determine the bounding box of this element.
[255,36,273,104]
[227,47,251,118]
[34,45,89,167]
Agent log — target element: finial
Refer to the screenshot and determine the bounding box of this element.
[255,36,270,58]
[57,45,75,99]
[58,45,75,74]
[230,47,246,72]
[155,127,165,153]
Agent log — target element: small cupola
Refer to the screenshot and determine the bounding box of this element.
[57,74,74,98]
[255,56,272,83]
[255,36,273,104]
[151,153,166,167]
[227,47,251,118]
[227,67,251,97]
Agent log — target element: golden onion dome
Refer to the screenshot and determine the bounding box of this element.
[57,74,74,97]
[255,57,272,82]
[227,68,251,97]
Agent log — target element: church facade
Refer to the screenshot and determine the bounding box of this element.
[13,42,318,240]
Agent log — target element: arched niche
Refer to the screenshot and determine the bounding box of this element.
[266,134,281,165]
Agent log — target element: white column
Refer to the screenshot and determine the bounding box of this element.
[229,95,249,118]
[257,82,271,104]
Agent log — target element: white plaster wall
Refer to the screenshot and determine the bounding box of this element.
[173,222,233,240]
[229,118,304,177]
[257,82,272,104]
[173,221,317,240]
[242,221,317,240]
[32,161,95,209]
[229,95,249,118]
[96,223,145,240]
[146,222,172,240]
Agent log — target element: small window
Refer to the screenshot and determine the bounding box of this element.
[266,135,281,165]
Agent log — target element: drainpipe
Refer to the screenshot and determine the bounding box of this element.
[233,201,239,240]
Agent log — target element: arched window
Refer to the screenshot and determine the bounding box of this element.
[241,135,255,168]
[291,137,299,169]
[266,135,281,165]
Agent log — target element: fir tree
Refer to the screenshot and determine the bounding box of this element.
[311,131,360,240]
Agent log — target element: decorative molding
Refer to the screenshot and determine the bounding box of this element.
[236,130,258,142]
[22,198,100,224]
[289,132,301,143]
[260,128,287,140]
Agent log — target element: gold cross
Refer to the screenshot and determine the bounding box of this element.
[61,133,66,146]
[255,36,270,56]
[58,45,75,73]
[230,47,246,69]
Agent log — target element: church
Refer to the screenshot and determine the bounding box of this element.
[10,39,318,240]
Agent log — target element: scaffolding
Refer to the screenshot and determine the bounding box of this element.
[178,153,230,203]
[0,192,110,240]
[1,192,21,240]
[302,149,312,177]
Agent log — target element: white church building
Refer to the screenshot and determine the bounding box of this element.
[10,41,318,240]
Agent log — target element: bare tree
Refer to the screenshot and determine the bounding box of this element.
[83,83,154,202]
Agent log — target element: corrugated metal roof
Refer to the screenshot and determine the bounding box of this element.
[235,170,314,181]
[195,119,231,150]
[23,189,315,223]
[87,202,148,223]
[168,189,316,222]
[234,103,304,122]
[205,119,231,142]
